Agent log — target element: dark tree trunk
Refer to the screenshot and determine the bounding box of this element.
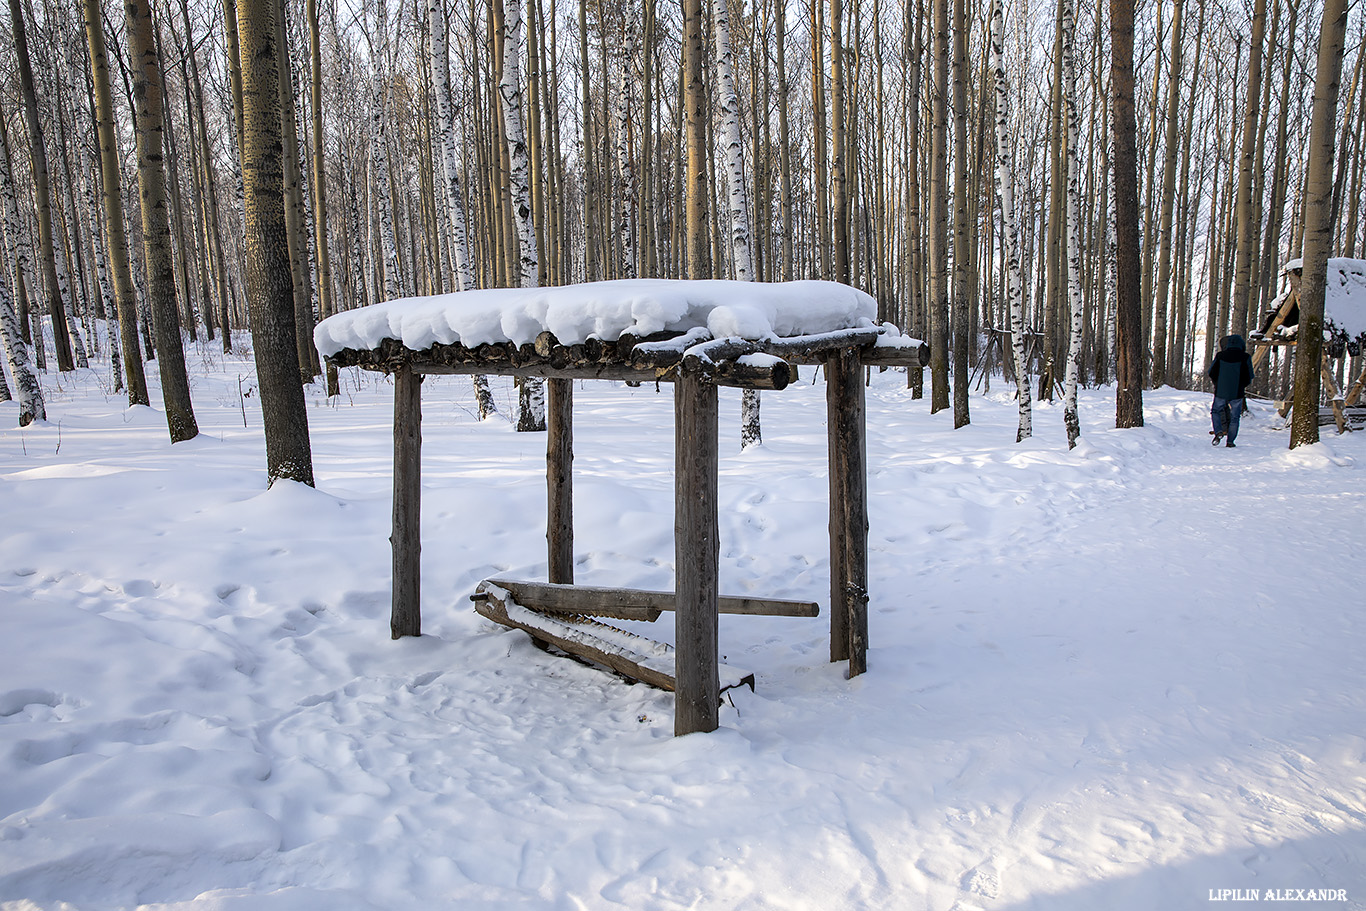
[237,0,315,485]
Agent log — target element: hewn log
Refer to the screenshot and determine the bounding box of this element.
[392,366,422,638]
[674,368,719,734]
[826,347,868,675]
[473,583,756,693]
[481,578,820,618]
[547,377,573,583]
[860,341,932,368]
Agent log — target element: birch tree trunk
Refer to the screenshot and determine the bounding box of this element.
[370,0,404,302]
[829,0,848,284]
[713,0,761,449]
[1060,0,1084,448]
[495,0,545,431]
[0,109,46,377]
[8,0,75,371]
[990,0,1030,441]
[127,0,199,442]
[615,5,637,279]
[275,4,318,383]
[307,0,338,396]
[1290,0,1349,448]
[430,0,494,417]
[0,266,44,425]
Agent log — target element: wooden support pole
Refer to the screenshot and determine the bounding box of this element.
[1321,354,1347,433]
[826,348,868,675]
[547,377,574,583]
[391,365,422,638]
[674,368,719,735]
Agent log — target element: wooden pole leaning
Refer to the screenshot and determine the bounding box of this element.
[674,366,720,735]
[391,365,423,638]
[826,347,868,675]
[547,377,574,583]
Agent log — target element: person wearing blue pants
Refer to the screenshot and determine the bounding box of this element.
[1207,335,1254,447]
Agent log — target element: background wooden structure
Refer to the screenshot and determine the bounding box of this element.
[1250,267,1366,432]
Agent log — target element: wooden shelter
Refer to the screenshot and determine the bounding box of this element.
[316,280,928,736]
[1250,258,1366,431]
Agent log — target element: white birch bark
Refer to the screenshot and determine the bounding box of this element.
[713,0,752,282]
[52,228,88,368]
[713,0,760,449]
[498,0,545,431]
[370,0,403,301]
[615,9,637,279]
[0,123,41,358]
[0,270,45,425]
[429,0,495,417]
[430,0,476,294]
[1060,0,1083,448]
[990,0,1031,442]
[85,158,122,391]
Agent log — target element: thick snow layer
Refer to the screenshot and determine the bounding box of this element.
[313,279,879,356]
[1283,257,1366,337]
[3,337,1366,910]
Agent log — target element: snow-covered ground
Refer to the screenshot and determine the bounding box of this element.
[2,339,1363,910]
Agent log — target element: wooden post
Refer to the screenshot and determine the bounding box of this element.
[674,368,719,734]
[547,377,574,583]
[826,348,868,675]
[391,365,422,638]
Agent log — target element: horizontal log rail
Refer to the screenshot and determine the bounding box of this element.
[473,583,756,694]
[475,578,820,619]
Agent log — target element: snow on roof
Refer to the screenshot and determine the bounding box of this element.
[1282,257,1366,338]
[314,279,879,358]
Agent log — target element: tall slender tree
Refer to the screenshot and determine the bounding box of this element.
[126,0,199,442]
[495,0,546,432]
[83,0,149,407]
[1290,0,1350,448]
[237,0,315,484]
[8,0,74,371]
[1111,0,1144,427]
[991,0,1030,441]
[1061,0,1084,447]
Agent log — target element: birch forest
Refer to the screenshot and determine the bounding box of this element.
[0,0,1362,442]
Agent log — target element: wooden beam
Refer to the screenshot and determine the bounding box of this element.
[826,347,868,676]
[674,368,719,734]
[481,578,820,618]
[1321,354,1347,434]
[473,583,756,693]
[547,378,573,583]
[1250,285,1298,375]
[391,366,422,638]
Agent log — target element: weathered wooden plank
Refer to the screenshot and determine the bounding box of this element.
[547,378,574,584]
[481,578,820,618]
[391,366,422,639]
[475,586,677,690]
[674,369,720,735]
[474,583,756,693]
[826,348,868,676]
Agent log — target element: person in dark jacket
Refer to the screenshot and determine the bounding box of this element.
[1207,334,1254,447]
